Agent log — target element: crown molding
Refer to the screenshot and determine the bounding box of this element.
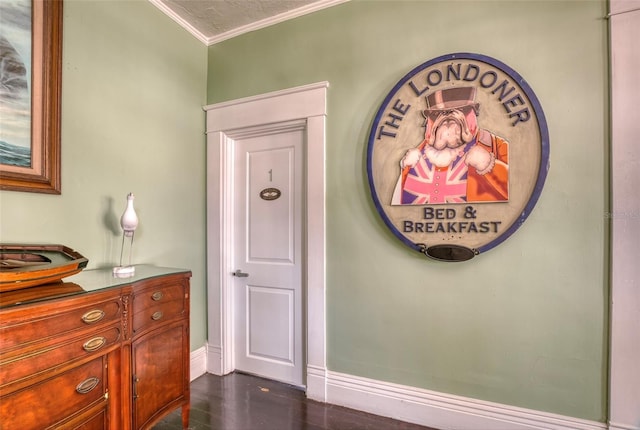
[149,0,349,46]
[148,0,209,45]
[205,0,348,45]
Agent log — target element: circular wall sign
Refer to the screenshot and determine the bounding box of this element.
[367,53,549,261]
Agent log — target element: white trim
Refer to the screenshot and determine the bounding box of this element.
[205,81,329,131]
[205,82,328,401]
[304,113,327,401]
[325,371,607,430]
[190,346,207,381]
[149,0,348,46]
[306,364,328,401]
[608,423,640,430]
[191,361,611,430]
[205,0,349,45]
[219,131,235,377]
[609,3,640,429]
[205,343,223,376]
[147,0,209,45]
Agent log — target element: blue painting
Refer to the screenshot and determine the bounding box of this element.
[0,0,32,168]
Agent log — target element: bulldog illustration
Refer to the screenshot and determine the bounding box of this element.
[392,87,509,205]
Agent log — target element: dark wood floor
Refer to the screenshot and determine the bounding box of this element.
[153,372,437,430]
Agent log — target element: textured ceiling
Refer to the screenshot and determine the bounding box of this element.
[151,0,344,45]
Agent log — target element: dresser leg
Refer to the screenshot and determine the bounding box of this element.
[181,403,190,429]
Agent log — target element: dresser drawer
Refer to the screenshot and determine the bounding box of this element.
[132,283,186,332]
[0,325,121,389]
[133,298,185,333]
[0,297,122,351]
[53,402,108,430]
[0,356,107,430]
[133,282,185,313]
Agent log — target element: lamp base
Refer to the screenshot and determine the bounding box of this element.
[113,265,135,277]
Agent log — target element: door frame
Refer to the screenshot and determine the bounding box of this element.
[204,82,328,401]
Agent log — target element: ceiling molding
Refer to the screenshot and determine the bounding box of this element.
[148,0,209,45]
[205,0,349,45]
[149,0,349,46]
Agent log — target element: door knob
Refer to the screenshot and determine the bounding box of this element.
[233,269,249,277]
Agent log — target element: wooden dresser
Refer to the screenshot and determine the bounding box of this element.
[0,265,191,430]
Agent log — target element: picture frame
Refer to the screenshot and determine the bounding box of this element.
[0,0,62,194]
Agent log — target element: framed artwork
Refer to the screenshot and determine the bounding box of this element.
[0,0,62,194]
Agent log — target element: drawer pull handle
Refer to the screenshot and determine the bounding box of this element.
[151,311,163,321]
[83,337,107,352]
[151,291,164,301]
[81,309,105,324]
[76,377,100,394]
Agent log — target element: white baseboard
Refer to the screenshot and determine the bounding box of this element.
[205,343,223,375]
[325,371,607,430]
[306,364,327,402]
[608,423,640,430]
[193,349,607,430]
[189,345,207,381]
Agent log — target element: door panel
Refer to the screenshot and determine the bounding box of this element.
[247,147,295,263]
[233,128,303,386]
[247,285,294,363]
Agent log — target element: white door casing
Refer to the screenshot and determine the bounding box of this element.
[205,82,328,400]
[233,125,304,386]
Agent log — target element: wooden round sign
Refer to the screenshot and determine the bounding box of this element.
[367,53,549,261]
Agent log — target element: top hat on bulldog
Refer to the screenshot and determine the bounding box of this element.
[423,86,479,119]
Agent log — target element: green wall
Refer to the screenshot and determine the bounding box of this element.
[207,0,609,421]
[0,0,209,350]
[0,0,609,423]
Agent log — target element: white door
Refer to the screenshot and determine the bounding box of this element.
[232,127,304,386]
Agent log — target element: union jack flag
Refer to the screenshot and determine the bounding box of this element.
[401,142,474,205]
